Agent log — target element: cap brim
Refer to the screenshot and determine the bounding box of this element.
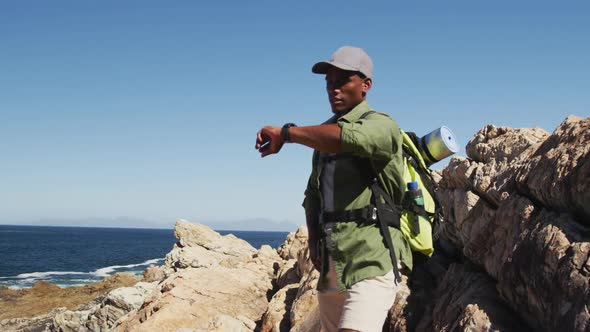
[312,61,358,74]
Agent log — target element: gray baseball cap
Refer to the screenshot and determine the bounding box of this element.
[312,46,373,79]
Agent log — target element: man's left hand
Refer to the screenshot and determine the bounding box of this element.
[255,126,284,157]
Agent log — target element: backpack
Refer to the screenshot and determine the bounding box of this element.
[361,132,442,281]
[318,111,444,280]
[353,111,442,258]
[395,129,443,257]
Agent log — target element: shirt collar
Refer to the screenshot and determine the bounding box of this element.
[337,100,372,123]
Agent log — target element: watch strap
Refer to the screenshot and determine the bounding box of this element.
[281,123,297,142]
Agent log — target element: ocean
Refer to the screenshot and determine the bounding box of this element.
[0,225,289,289]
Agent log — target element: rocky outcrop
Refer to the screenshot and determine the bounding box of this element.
[388,115,589,331]
[109,220,280,331]
[261,226,320,332]
[104,222,319,332]
[0,273,141,332]
[3,221,318,332]
[52,282,159,332]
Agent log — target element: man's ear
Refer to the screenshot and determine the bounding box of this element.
[362,78,372,93]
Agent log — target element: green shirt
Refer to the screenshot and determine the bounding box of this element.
[303,101,413,292]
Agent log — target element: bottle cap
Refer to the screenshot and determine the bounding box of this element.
[407,181,418,190]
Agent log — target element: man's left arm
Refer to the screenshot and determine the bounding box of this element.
[339,112,400,160]
[255,113,398,159]
[255,124,342,157]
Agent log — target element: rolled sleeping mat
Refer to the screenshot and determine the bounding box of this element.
[420,126,459,166]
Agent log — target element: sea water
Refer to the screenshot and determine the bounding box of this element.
[0,225,288,289]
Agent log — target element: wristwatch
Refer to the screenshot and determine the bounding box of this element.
[281,123,297,142]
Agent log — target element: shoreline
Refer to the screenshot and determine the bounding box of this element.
[0,272,143,321]
[0,258,165,290]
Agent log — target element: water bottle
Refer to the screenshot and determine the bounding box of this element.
[406,181,424,235]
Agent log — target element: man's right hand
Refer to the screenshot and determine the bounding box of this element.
[255,126,284,157]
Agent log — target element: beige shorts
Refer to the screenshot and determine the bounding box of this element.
[317,257,399,332]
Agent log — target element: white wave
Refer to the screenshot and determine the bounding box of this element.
[7,284,25,290]
[93,258,163,277]
[0,271,90,279]
[2,278,45,289]
[0,258,164,280]
[55,283,87,288]
[53,279,100,288]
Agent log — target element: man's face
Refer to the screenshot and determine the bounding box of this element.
[325,67,371,113]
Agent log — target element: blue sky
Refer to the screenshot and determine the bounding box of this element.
[1,1,588,230]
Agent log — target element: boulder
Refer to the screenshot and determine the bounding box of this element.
[110,221,277,331]
[173,220,257,259]
[277,226,308,261]
[113,266,273,331]
[515,115,590,222]
[52,281,160,332]
[143,266,166,283]
[260,284,299,332]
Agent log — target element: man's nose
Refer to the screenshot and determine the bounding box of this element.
[327,86,340,93]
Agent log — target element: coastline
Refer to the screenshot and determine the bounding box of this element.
[0,272,142,320]
[0,258,164,290]
[0,225,288,290]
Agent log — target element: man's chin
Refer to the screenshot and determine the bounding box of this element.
[331,105,349,114]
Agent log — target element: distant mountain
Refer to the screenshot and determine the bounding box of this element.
[2,217,302,232]
[203,218,301,232]
[16,217,169,229]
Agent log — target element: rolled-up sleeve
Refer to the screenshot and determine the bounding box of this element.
[338,112,401,160]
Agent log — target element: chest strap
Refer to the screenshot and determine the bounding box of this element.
[322,205,377,224]
[319,181,403,282]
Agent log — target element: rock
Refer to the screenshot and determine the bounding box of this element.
[101,220,279,331]
[275,259,299,289]
[165,220,261,273]
[252,245,282,277]
[289,260,320,332]
[0,273,140,323]
[433,116,590,331]
[515,116,590,222]
[31,281,61,293]
[113,265,273,331]
[261,225,320,332]
[257,245,279,259]
[105,282,159,312]
[143,266,166,283]
[165,244,223,269]
[52,281,160,332]
[0,308,66,332]
[277,226,308,260]
[260,284,299,332]
[425,263,528,332]
[466,124,549,165]
[173,219,257,259]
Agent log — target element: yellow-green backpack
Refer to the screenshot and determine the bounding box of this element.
[398,129,442,257]
[356,111,442,259]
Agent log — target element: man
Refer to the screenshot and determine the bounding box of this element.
[255,46,412,332]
